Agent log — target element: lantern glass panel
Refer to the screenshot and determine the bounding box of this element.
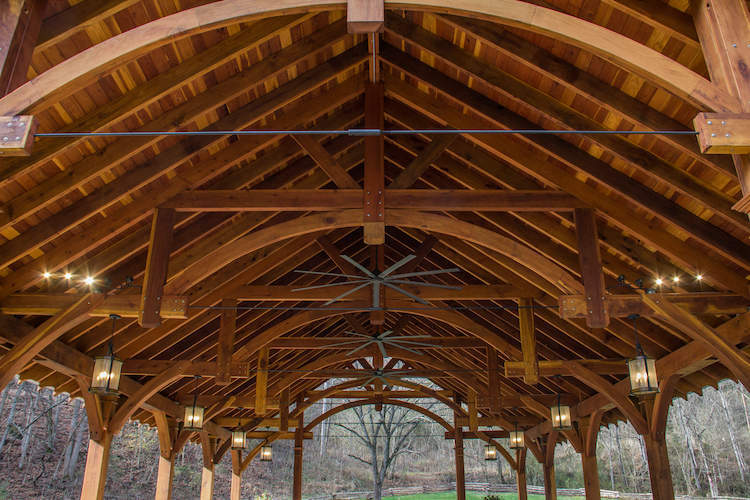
[183,405,205,431]
[485,444,497,461]
[260,444,273,461]
[232,430,246,450]
[628,355,659,395]
[550,404,573,431]
[89,355,122,395]
[509,430,524,449]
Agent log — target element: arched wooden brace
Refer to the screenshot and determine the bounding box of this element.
[0,0,736,118]
[265,347,489,399]
[584,409,606,458]
[166,210,583,299]
[233,304,521,363]
[650,374,680,441]
[543,432,558,500]
[564,361,648,436]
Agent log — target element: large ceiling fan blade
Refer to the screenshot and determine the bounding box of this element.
[383,335,431,340]
[387,268,461,279]
[385,280,462,290]
[375,339,389,359]
[383,282,430,305]
[379,255,416,278]
[377,330,394,339]
[377,375,393,391]
[383,342,424,356]
[322,282,372,306]
[342,330,375,340]
[346,340,375,356]
[372,281,381,308]
[294,270,367,279]
[340,255,377,278]
[292,280,369,292]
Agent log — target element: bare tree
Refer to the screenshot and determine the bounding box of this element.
[335,403,427,500]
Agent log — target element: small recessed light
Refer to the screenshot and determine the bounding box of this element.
[64,273,72,279]
[84,277,94,285]
[696,274,703,281]
[43,272,50,278]
[673,277,679,283]
[655,278,663,285]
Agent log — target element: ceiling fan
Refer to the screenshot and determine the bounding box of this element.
[324,329,438,358]
[292,254,461,307]
[351,368,413,391]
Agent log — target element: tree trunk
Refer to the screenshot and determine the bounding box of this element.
[19,383,39,468]
[67,413,87,479]
[718,383,746,481]
[0,380,23,451]
[614,424,627,488]
[607,425,614,490]
[61,400,82,478]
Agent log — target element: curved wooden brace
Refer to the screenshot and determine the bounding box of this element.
[74,375,105,441]
[0,0,736,117]
[585,408,606,457]
[650,373,680,441]
[524,436,544,463]
[267,347,488,397]
[641,293,750,391]
[304,397,453,432]
[544,430,558,468]
[0,293,104,389]
[564,360,648,436]
[109,361,191,434]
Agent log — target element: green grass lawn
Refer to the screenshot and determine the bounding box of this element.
[382,491,550,500]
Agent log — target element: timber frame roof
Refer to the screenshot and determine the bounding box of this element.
[1,0,750,461]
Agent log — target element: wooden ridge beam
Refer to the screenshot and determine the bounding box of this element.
[558,293,750,319]
[0,294,189,318]
[268,336,486,348]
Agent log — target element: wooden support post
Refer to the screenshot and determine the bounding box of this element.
[216,298,237,385]
[280,388,290,432]
[363,81,385,245]
[154,411,176,500]
[200,433,215,500]
[543,464,557,500]
[139,208,176,328]
[347,0,384,33]
[80,433,113,500]
[468,388,478,432]
[518,297,539,385]
[373,331,384,410]
[255,346,270,415]
[293,412,304,500]
[641,394,676,500]
[579,417,601,500]
[516,447,528,500]
[573,208,609,328]
[453,416,466,500]
[231,450,242,500]
[0,0,48,97]
[486,347,502,413]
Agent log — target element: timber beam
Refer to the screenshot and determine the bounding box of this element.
[558,293,750,319]
[0,294,189,318]
[504,360,628,378]
[269,337,486,349]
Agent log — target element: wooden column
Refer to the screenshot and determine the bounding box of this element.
[0,0,47,97]
[581,452,601,500]
[231,450,242,500]
[573,208,609,328]
[293,412,305,500]
[154,411,176,500]
[255,346,270,414]
[453,412,466,500]
[216,298,236,385]
[139,208,176,328]
[79,393,117,500]
[641,394,676,500]
[363,81,385,245]
[518,297,539,385]
[516,447,528,500]
[543,464,557,500]
[200,433,215,500]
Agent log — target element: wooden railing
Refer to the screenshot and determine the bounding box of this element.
[304,482,750,500]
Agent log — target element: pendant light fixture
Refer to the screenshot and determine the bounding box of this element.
[550,375,572,431]
[484,443,498,461]
[89,314,123,396]
[183,375,205,431]
[260,429,273,461]
[232,410,247,450]
[626,314,659,395]
[509,410,524,449]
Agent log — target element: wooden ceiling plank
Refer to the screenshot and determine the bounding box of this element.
[0,0,47,97]
[140,208,177,328]
[385,16,750,250]
[1,14,308,184]
[573,208,610,329]
[598,0,700,47]
[382,73,750,299]
[436,14,731,178]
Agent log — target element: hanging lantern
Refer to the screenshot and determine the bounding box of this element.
[89,314,123,396]
[509,430,524,449]
[484,444,497,461]
[550,375,573,431]
[183,375,204,431]
[232,429,247,450]
[627,314,659,395]
[260,442,273,461]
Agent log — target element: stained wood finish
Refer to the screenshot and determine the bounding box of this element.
[0,4,747,495]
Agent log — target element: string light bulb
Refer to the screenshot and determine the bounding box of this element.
[84,277,94,285]
[43,272,51,278]
[655,278,662,285]
[64,272,72,279]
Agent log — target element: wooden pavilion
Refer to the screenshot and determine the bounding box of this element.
[1,0,750,499]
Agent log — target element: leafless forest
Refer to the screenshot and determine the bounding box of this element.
[0,378,748,500]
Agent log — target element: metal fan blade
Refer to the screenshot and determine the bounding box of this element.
[376,330,394,339]
[384,279,462,290]
[372,281,381,308]
[375,339,389,359]
[291,280,369,292]
[294,270,368,279]
[342,331,377,340]
[383,282,430,305]
[346,340,375,356]
[382,335,431,340]
[322,282,372,306]
[340,255,377,278]
[382,342,424,356]
[388,268,461,279]
[376,375,393,391]
[379,255,416,278]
